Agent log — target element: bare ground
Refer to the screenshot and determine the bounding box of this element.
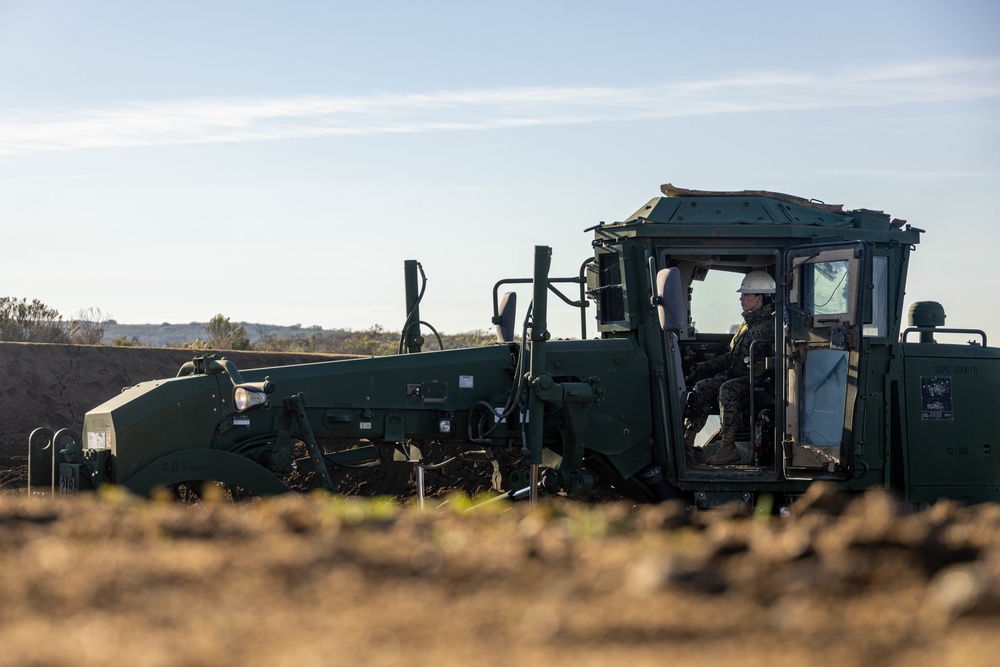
[0,343,998,666]
[0,487,999,667]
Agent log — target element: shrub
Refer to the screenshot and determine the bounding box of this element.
[0,297,69,343]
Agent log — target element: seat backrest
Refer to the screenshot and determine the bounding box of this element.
[494,292,517,342]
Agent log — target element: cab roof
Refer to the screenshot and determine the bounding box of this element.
[621,183,908,231]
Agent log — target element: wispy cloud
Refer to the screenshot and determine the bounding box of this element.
[1,58,998,156]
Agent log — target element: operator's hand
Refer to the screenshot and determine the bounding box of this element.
[685,361,706,382]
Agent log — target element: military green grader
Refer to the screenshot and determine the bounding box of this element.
[29,184,1000,508]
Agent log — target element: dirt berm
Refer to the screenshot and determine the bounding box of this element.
[0,342,355,488]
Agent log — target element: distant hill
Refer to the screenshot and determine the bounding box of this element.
[101,322,494,351]
[103,322,334,348]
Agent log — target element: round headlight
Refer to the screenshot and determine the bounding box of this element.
[233,379,274,412]
[234,386,252,411]
[234,386,270,411]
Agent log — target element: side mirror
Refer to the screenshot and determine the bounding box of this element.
[495,292,517,342]
[655,268,685,333]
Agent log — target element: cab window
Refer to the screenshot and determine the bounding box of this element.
[863,256,888,338]
[690,270,744,334]
[804,260,849,317]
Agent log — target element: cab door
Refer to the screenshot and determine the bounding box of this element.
[783,242,867,478]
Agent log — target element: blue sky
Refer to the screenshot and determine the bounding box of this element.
[1,1,998,343]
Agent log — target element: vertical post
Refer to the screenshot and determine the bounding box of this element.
[527,246,552,507]
[416,464,425,509]
[403,259,423,354]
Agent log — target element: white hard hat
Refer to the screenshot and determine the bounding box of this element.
[737,271,776,294]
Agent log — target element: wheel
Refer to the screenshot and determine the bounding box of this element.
[162,481,247,504]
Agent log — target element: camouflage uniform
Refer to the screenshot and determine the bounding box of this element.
[684,303,774,448]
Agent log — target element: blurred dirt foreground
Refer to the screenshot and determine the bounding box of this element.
[1,487,1000,667]
[1,343,999,666]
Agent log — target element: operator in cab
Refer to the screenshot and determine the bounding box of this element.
[683,271,775,465]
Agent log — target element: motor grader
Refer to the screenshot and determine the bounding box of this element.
[29,184,1000,508]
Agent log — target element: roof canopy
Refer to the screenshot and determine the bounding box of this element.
[617,183,907,231]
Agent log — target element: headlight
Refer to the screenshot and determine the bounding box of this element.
[233,379,274,412]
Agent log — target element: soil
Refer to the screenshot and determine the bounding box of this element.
[0,343,998,666]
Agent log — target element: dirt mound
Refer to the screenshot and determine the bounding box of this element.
[0,341,353,450]
[1,486,998,666]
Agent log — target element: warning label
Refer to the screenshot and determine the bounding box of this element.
[920,376,953,420]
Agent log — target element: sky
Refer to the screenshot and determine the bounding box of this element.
[1,0,998,344]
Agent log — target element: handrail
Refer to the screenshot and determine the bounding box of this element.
[492,273,589,339]
[901,327,987,346]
